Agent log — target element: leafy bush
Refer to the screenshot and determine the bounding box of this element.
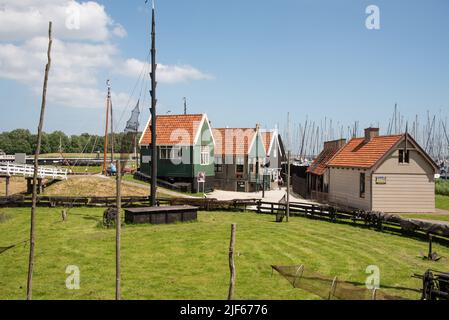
[436,179,449,196]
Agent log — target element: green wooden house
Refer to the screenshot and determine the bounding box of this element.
[139,113,215,192]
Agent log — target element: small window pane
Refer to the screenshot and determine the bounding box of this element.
[360,172,365,198]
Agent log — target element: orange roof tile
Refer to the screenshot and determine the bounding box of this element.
[307,145,342,175]
[327,135,402,169]
[140,114,204,145]
[261,132,273,154]
[212,128,256,155]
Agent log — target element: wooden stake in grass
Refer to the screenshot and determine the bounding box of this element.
[26,21,52,300]
[227,223,236,300]
[116,159,122,300]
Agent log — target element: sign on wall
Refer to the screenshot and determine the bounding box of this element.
[375,176,387,185]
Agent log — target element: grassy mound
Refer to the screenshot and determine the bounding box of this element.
[43,176,149,197]
[0,177,27,196]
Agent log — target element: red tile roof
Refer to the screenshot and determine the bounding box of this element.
[261,132,273,154]
[327,135,403,169]
[307,145,342,175]
[140,114,204,145]
[212,128,256,155]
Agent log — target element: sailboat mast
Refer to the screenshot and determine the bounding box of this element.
[110,89,114,164]
[103,80,111,175]
[150,2,158,206]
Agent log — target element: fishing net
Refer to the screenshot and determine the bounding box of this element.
[272,265,405,300]
[124,100,140,133]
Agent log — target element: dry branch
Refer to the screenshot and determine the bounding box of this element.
[27,21,52,300]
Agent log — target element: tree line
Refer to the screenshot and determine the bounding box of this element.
[0,129,141,155]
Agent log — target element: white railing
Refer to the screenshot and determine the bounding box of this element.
[0,155,15,161]
[0,163,68,180]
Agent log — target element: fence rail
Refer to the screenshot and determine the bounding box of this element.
[1,195,448,242]
[255,200,449,241]
[0,155,15,161]
[0,195,151,207]
[0,163,68,180]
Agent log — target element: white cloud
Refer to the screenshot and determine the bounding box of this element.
[0,37,125,108]
[112,24,127,38]
[119,58,214,84]
[0,0,213,111]
[0,0,123,42]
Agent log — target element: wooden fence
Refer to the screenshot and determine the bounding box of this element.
[0,195,151,207]
[255,200,449,242]
[1,195,448,242]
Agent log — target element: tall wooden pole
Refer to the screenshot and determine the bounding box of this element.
[27,21,52,300]
[255,124,259,192]
[227,224,236,300]
[134,134,139,170]
[115,159,121,300]
[150,3,158,206]
[110,98,115,163]
[103,81,110,175]
[286,150,291,222]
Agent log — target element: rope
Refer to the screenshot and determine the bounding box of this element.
[115,51,151,132]
[0,239,29,255]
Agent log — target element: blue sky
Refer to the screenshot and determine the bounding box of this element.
[0,0,448,135]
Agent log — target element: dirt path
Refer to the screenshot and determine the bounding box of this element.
[206,187,319,204]
[402,209,449,216]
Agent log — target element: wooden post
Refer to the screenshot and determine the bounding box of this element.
[149,5,158,207]
[286,150,291,222]
[26,178,32,194]
[27,21,52,300]
[5,176,9,197]
[116,160,122,300]
[227,224,236,300]
[37,178,43,194]
[110,92,114,164]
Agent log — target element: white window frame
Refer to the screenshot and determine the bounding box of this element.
[200,145,210,165]
[160,146,182,160]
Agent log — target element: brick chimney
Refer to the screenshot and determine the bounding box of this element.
[364,127,379,142]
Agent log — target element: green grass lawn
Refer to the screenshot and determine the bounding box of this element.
[436,179,449,197]
[400,214,449,222]
[436,195,449,211]
[0,208,447,300]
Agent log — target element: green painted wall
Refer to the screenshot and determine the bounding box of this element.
[139,118,215,178]
[248,132,267,158]
[193,119,215,177]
